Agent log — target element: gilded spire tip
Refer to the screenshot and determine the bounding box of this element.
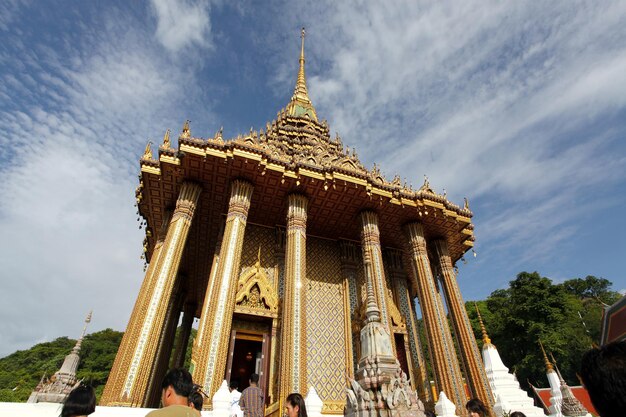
[286,27,317,121]
[538,340,554,372]
[474,302,492,346]
[143,141,153,160]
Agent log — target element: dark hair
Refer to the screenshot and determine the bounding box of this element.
[466,398,489,416]
[249,373,260,384]
[580,340,626,417]
[189,391,203,411]
[230,380,239,390]
[510,412,527,417]
[61,384,96,417]
[424,411,436,417]
[286,393,307,417]
[161,368,194,397]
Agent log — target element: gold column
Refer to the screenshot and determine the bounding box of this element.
[278,194,308,405]
[339,240,359,378]
[433,239,493,408]
[191,179,253,401]
[404,222,468,413]
[101,182,201,406]
[359,211,392,331]
[386,248,432,405]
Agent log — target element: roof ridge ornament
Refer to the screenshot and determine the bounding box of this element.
[286,27,318,121]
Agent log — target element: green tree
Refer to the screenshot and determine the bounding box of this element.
[466,272,595,390]
[0,329,123,402]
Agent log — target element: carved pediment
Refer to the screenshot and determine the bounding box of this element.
[235,259,278,318]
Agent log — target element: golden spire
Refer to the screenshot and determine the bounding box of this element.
[474,303,492,346]
[180,120,191,139]
[286,28,318,121]
[162,129,171,148]
[539,340,554,372]
[142,141,153,159]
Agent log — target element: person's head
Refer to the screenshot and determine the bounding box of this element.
[189,390,204,411]
[249,373,259,386]
[230,380,239,392]
[161,368,194,407]
[580,340,626,417]
[510,412,527,417]
[465,398,489,417]
[423,411,436,417]
[285,393,307,417]
[61,384,96,417]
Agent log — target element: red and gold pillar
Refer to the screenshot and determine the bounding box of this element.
[101,182,201,406]
[404,222,468,413]
[191,179,253,402]
[433,239,493,408]
[278,194,308,404]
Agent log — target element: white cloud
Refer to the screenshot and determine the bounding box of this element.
[0,5,206,356]
[150,0,213,52]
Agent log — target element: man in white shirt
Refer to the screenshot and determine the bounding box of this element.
[229,380,243,417]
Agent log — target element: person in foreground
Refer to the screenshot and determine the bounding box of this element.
[147,368,199,417]
[509,412,527,417]
[285,393,307,417]
[239,373,264,417]
[465,398,490,417]
[188,385,204,412]
[580,339,626,417]
[230,380,243,417]
[61,384,96,417]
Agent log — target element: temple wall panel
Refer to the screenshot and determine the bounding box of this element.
[306,236,346,409]
[238,224,278,286]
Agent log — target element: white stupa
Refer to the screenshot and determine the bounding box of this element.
[475,305,546,417]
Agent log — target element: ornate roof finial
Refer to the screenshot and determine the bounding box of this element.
[180,120,191,139]
[255,245,262,269]
[285,28,318,121]
[464,197,470,210]
[142,141,153,160]
[162,129,171,148]
[474,302,492,346]
[539,340,554,372]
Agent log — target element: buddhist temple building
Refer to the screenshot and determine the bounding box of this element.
[101,30,491,416]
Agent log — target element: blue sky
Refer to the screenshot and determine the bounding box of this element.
[1,0,625,357]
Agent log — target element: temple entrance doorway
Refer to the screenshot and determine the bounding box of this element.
[226,318,272,402]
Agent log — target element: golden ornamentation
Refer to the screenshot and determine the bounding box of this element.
[180,120,191,139]
[234,253,278,318]
[142,141,153,160]
[433,239,494,405]
[404,222,468,412]
[101,184,200,407]
[191,180,253,404]
[161,129,171,149]
[306,237,347,404]
[279,193,308,401]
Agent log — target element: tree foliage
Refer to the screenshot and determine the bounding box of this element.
[466,272,620,390]
[0,329,122,402]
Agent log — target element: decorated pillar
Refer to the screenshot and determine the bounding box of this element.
[101,182,201,407]
[433,239,493,408]
[278,194,308,404]
[339,240,359,377]
[191,179,253,402]
[359,211,391,331]
[404,222,468,413]
[386,249,432,405]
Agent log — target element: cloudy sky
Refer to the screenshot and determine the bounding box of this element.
[1,0,625,357]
